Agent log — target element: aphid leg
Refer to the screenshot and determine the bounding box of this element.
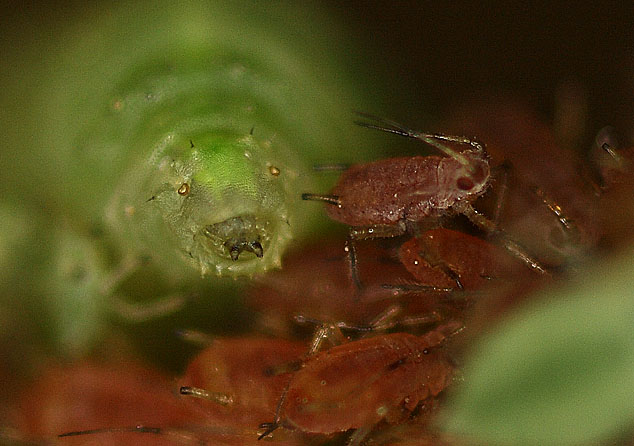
[345,236,362,290]
[530,186,582,246]
[340,306,442,333]
[490,161,513,226]
[454,201,550,275]
[301,193,342,206]
[262,316,346,378]
[410,237,464,290]
[367,304,403,330]
[305,320,347,356]
[257,422,281,440]
[347,222,408,290]
[347,425,373,446]
[179,385,233,406]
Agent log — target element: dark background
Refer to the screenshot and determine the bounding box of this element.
[3,1,633,143]
[324,1,634,146]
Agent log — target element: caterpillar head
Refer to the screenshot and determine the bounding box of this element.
[118,131,297,277]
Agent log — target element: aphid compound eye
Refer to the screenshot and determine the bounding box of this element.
[177,183,190,196]
[456,177,474,190]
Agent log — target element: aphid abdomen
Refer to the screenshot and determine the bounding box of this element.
[399,228,519,289]
[326,156,444,226]
[282,332,455,433]
[326,151,490,227]
[181,337,306,416]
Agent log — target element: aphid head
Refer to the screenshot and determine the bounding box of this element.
[449,148,491,199]
[143,133,294,276]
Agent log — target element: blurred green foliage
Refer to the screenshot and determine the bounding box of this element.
[440,248,634,445]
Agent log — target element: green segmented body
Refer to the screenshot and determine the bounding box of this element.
[15,1,386,278]
[0,1,391,357]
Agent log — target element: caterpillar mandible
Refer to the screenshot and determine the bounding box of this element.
[10,1,387,280]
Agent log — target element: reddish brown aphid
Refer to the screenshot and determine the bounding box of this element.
[259,322,461,443]
[246,240,446,335]
[398,227,522,291]
[179,337,308,429]
[12,360,207,446]
[304,116,490,237]
[11,347,311,446]
[303,115,548,277]
[443,99,600,266]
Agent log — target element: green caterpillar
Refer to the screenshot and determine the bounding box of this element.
[8,1,386,278]
[0,1,389,357]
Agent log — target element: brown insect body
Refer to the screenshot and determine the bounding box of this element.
[180,337,307,427]
[326,150,490,227]
[14,361,207,445]
[399,228,520,290]
[444,99,600,264]
[247,240,431,333]
[275,324,458,435]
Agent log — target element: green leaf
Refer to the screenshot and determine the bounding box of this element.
[439,248,634,445]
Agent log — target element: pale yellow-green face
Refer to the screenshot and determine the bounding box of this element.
[144,133,296,276]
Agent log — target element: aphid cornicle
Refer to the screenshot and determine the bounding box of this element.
[179,337,307,427]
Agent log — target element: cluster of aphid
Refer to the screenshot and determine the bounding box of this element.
[7,100,634,446]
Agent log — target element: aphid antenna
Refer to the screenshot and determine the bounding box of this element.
[301,193,342,207]
[312,163,350,172]
[59,426,162,438]
[353,111,484,173]
[57,425,235,444]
